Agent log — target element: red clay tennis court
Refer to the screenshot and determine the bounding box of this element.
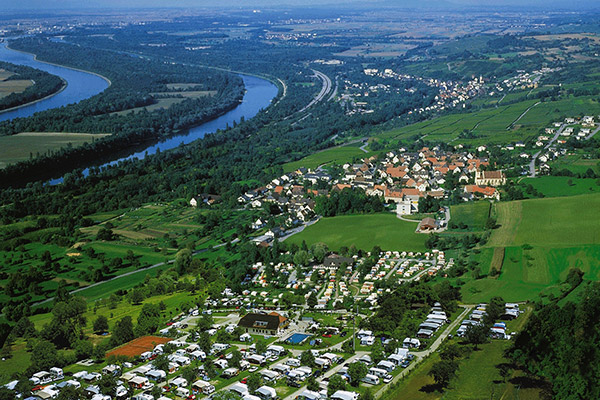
[106,336,171,358]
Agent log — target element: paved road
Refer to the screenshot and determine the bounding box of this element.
[529,123,565,177]
[585,123,600,140]
[374,305,473,398]
[285,69,332,120]
[31,238,238,308]
[359,140,369,153]
[507,101,540,130]
[327,77,338,102]
[384,258,435,280]
[279,218,321,242]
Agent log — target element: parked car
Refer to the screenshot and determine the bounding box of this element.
[400,360,411,368]
[248,366,258,373]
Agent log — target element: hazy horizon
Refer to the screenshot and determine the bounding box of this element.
[3,0,600,11]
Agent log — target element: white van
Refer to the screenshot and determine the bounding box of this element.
[361,374,380,385]
[175,387,190,398]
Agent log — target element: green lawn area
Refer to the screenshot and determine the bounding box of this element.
[449,201,491,231]
[520,176,600,197]
[285,213,426,252]
[283,142,370,173]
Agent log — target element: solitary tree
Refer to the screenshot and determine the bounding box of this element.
[307,375,319,392]
[327,374,346,397]
[465,324,489,350]
[246,373,262,393]
[301,350,316,367]
[255,339,267,355]
[428,360,458,389]
[307,292,318,308]
[93,315,109,334]
[347,362,368,387]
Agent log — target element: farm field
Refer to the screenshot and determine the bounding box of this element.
[460,194,600,302]
[0,132,110,168]
[549,154,600,175]
[111,87,215,116]
[377,93,600,146]
[449,201,491,231]
[283,141,370,172]
[520,176,600,197]
[376,99,539,144]
[0,78,33,98]
[285,213,426,251]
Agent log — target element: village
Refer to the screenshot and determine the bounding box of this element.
[225,145,505,242]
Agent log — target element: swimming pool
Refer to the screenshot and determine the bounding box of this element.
[285,333,312,345]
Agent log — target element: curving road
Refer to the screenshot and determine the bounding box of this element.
[529,123,565,177]
[285,69,332,120]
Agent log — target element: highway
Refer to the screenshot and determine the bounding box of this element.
[285,69,332,120]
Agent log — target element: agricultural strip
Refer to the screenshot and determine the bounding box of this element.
[0,132,109,168]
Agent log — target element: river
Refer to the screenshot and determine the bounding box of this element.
[0,42,279,183]
[0,43,110,122]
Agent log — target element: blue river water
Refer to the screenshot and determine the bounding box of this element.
[0,42,279,183]
[0,43,110,122]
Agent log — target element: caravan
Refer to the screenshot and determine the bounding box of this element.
[360,374,380,385]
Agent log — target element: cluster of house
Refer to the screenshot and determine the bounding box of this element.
[456,303,521,339]
[234,146,506,247]
[362,68,485,114]
[416,303,450,339]
[338,146,505,211]
[491,67,560,94]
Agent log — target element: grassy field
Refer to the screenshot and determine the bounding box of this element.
[491,194,600,247]
[283,141,370,172]
[285,213,426,251]
[460,194,600,302]
[0,132,110,168]
[449,201,491,231]
[520,176,600,197]
[111,88,215,116]
[388,309,540,400]
[549,154,600,176]
[0,79,33,98]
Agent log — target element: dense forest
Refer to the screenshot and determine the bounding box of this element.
[507,281,600,399]
[0,38,247,186]
[0,61,64,111]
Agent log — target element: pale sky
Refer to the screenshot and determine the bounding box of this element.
[2,0,599,10]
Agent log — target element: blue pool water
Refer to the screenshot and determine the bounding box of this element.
[285,333,312,345]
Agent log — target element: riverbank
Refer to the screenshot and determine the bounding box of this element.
[6,42,112,87]
[0,76,67,115]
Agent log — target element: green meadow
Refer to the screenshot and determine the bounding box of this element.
[283,141,370,172]
[520,176,600,197]
[462,194,600,302]
[0,132,109,169]
[449,201,491,231]
[285,213,426,252]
